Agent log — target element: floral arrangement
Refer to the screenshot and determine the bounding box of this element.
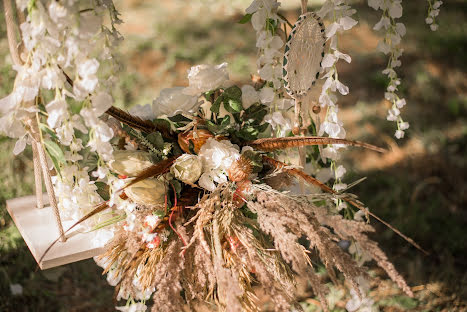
[0,0,440,311]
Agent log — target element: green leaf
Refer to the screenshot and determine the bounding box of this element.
[219,115,231,129]
[206,120,220,134]
[225,98,243,113]
[95,182,110,201]
[223,86,242,101]
[238,13,252,24]
[257,122,269,134]
[168,114,191,123]
[146,132,165,149]
[43,140,65,177]
[153,118,173,134]
[39,123,59,141]
[243,103,267,124]
[237,126,259,141]
[211,94,223,114]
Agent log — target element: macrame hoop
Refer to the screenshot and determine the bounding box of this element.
[283,5,326,191]
[283,11,326,99]
[3,0,66,242]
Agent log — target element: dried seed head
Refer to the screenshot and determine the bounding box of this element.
[228,155,253,182]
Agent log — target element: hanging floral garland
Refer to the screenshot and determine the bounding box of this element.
[0,0,440,311]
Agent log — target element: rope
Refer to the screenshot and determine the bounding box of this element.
[31,142,44,209]
[4,0,66,242]
[301,0,308,14]
[36,139,66,242]
[4,0,21,66]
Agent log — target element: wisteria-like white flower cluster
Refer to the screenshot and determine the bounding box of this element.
[316,0,358,191]
[369,0,409,139]
[0,0,122,244]
[247,0,284,90]
[425,0,443,31]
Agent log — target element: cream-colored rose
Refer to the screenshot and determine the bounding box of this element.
[152,87,199,117]
[183,63,229,96]
[109,150,153,177]
[171,154,203,184]
[125,178,166,207]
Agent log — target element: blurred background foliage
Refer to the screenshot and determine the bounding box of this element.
[0,0,465,311]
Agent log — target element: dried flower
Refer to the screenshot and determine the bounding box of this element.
[110,150,153,177]
[171,154,203,184]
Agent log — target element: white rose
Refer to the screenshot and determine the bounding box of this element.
[109,150,153,177]
[183,63,229,96]
[171,154,203,184]
[152,87,198,117]
[198,138,240,191]
[129,103,155,120]
[126,178,166,207]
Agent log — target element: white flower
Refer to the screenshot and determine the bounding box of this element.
[264,111,292,137]
[368,0,383,10]
[389,1,403,18]
[13,136,28,155]
[395,129,405,139]
[395,98,406,108]
[171,154,203,184]
[152,87,198,117]
[259,87,275,103]
[92,228,114,248]
[335,165,346,179]
[334,183,348,192]
[126,178,166,207]
[241,85,260,108]
[425,17,433,24]
[46,98,68,128]
[10,284,23,296]
[430,24,439,31]
[399,121,409,130]
[110,150,153,177]
[91,92,113,117]
[116,302,147,312]
[198,138,240,191]
[184,63,229,96]
[129,104,155,120]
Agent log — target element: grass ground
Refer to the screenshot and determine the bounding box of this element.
[0,0,466,311]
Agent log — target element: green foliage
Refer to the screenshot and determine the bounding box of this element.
[43,139,65,177]
[238,13,252,24]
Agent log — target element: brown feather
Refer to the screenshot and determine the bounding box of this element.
[38,201,110,265]
[262,156,428,255]
[121,156,180,191]
[106,106,157,134]
[249,136,386,153]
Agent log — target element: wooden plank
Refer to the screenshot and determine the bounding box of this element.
[6,194,104,270]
